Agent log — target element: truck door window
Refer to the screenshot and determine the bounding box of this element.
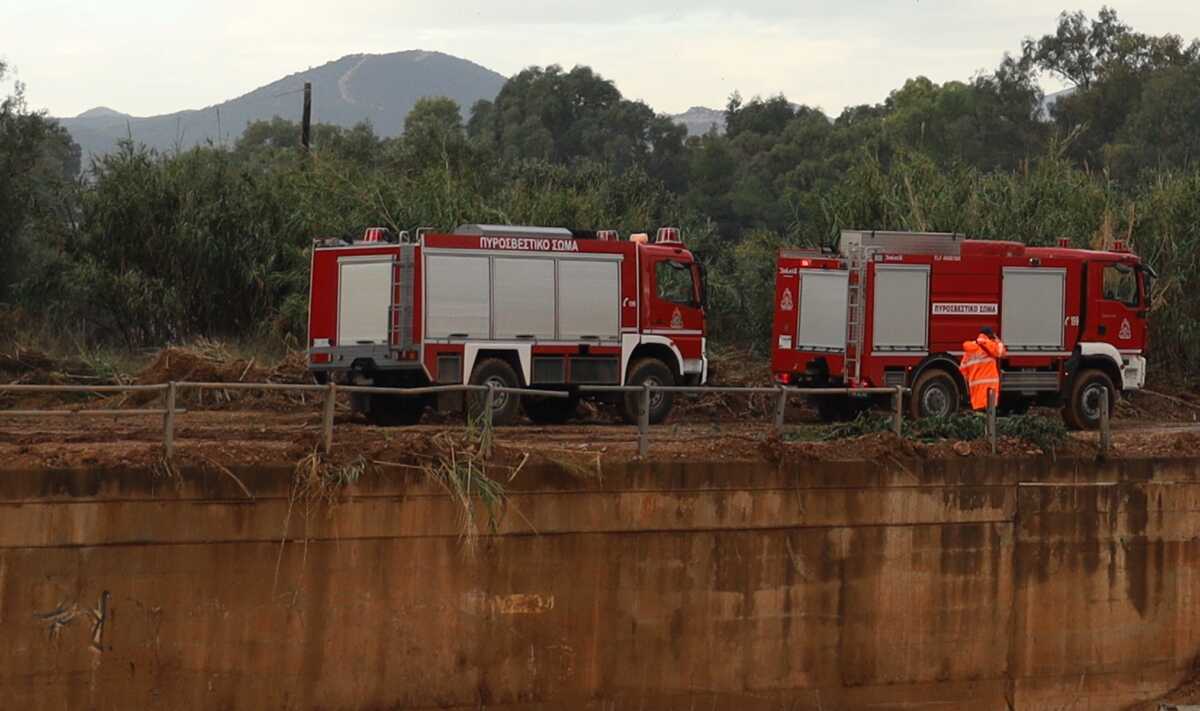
[656,260,696,305]
[1102,264,1139,307]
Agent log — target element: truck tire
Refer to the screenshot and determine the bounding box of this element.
[1063,369,1115,431]
[620,358,675,425]
[910,369,961,419]
[368,394,425,426]
[524,394,578,425]
[468,358,521,426]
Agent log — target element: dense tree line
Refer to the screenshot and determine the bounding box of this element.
[2,8,1199,375]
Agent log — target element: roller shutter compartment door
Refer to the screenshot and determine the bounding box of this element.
[425,254,491,338]
[493,257,556,339]
[557,259,620,340]
[337,258,392,345]
[871,265,930,353]
[1001,268,1066,351]
[796,270,849,352]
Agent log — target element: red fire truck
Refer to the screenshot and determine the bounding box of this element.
[308,224,708,425]
[770,230,1153,429]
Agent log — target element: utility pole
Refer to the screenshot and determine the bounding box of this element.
[301,82,312,151]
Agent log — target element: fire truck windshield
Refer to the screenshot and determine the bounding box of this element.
[1102,263,1139,307]
[657,260,697,305]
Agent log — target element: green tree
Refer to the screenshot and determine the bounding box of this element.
[1023,7,1199,90]
[235,117,383,167]
[724,93,796,139]
[1024,7,1200,174]
[468,65,687,189]
[397,97,469,170]
[0,61,80,303]
[1118,63,1200,172]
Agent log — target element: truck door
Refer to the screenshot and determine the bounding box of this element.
[1088,261,1145,349]
[644,254,704,363]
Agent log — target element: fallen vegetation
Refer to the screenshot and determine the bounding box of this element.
[821,411,1069,453]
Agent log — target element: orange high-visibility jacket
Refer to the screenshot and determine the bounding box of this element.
[959,335,1006,411]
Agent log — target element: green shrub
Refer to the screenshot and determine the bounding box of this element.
[823,410,1067,451]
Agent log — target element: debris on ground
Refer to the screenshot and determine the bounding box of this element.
[0,406,1188,472]
[0,341,1198,469]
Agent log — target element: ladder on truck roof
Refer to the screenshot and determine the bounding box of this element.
[838,230,962,386]
[844,245,868,385]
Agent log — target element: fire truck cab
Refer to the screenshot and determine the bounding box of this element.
[771,230,1152,430]
[308,225,708,426]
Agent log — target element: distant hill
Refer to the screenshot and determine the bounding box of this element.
[672,106,725,136]
[57,51,507,159]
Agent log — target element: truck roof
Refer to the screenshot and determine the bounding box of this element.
[1024,244,1141,263]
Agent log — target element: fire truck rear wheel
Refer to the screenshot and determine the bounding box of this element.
[911,369,961,420]
[1063,369,1115,431]
[468,358,521,426]
[620,358,675,425]
[524,394,578,425]
[368,394,425,426]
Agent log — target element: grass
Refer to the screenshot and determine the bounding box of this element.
[821,411,1068,451]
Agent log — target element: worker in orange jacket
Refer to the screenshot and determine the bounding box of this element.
[960,327,1006,411]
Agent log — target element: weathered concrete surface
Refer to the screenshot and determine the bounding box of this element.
[0,457,1197,709]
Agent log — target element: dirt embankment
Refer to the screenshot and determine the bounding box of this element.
[1,342,1198,471]
[0,407,1196,472]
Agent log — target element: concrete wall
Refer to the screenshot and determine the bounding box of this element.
[1,457,1198,709]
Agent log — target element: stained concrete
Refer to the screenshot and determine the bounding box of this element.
[1,457,1198,709]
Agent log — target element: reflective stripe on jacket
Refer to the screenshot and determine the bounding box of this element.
[959,335,1006,411]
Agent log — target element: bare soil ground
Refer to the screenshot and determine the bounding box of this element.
[0,406,1196,471]
[2,342,1198,470]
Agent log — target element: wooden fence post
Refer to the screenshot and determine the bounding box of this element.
[322,382,336,454]
[163,382,176,459]
[638,384,650,458]
[893,386,904,437]
[1099,387,1111,458]
[774,387,788,433]
[482,386,495,457]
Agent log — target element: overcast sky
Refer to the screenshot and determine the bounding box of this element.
[3,1,1198,119]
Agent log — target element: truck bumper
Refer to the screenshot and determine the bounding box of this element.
[1121,354,1147,390]
[681,339,708,385]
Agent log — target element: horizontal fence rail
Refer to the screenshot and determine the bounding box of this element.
[0,381,920,459]
[578,385,908,456]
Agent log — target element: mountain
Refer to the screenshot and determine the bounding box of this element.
[672,106,725,136]
[57,51,507,159]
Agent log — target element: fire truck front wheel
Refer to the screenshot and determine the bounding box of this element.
[911,369,962,420]
[1063,369,1115,431]
[620,358,675,425]
[468,358,522,426]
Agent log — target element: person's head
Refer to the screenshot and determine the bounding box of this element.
[980,326,995,339]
